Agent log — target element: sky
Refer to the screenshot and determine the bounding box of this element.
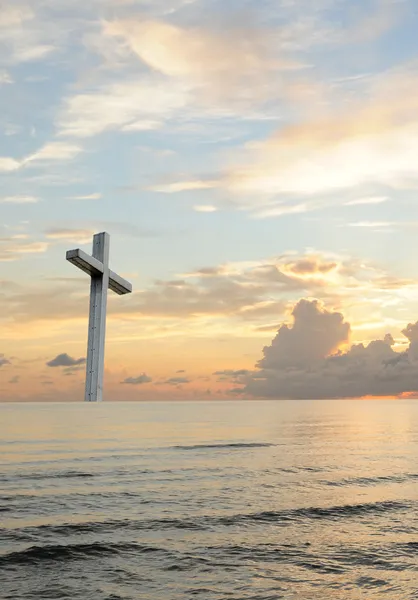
[1,0,418,401]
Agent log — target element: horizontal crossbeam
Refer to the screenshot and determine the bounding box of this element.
[66,248,104,277]
[109,269,132,295]
[66,248,132,295]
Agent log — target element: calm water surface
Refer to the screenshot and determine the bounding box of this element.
[1,400,418,599]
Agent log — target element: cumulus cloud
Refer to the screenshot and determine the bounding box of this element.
[122,373,152,384]
[243,299,418,399]
[258,299,350,370]
[46,353,86,368]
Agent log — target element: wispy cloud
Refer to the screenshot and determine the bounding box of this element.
[0,141,83,173]
[57,79,189,138]
[149,179,219,193]
[348,221,394,228]
[69,193,102,201]
[0,70,13,84]
[103,17,301,106]
[161,64,418,214]
[0,4,57,65]
[193,205,218,213]
[45,228,94,244]
[24,142,83,164]
[162,376,190,385]
[0,239,49,262]
[122,374,153,385]
[345,196,390,206]
[0,195,39,204]
[0,157,21,172]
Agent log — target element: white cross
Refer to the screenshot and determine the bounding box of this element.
[66,232,132,402]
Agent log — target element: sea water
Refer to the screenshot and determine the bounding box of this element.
[1,400,417,599]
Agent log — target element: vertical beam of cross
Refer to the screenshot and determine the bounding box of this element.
[85,232,109,402]
[66,232,132,402]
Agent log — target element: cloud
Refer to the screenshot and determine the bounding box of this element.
[0,70,12,84]
[153,64,418,215]
[0,195,39,204]
[213,369,251,382]
[347,221,393,228]
[344,196,390,206]
[24,142,83,164]
[243,299,418,399]
[128,274,275,319]
[213,369,251,377]
[0,142,82,174]
[163,376,190,385]
[257,299,350,370]
[9,375,19,384]
[176,369,186,373]
[46,353,86,367]
[0,4,58,65]
[193,205,218,213]
[70,193,102,201]
[0,157,21,172]
[1,249,416,337]
[122,373,152,384]
[0,354,11,367]
[149,180,218,193]
[45,228,94,244]
[57,79,189,138]
[2,250,418,355]
[0,238,49,262]
[103,17,297,106]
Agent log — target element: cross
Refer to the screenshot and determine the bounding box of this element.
[66,232,132,402]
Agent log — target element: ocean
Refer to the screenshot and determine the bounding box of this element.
[1,400,417,600]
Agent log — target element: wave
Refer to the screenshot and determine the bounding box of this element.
[0,470,95,482]
[173,442,275,450]
[0,542,169,567]
[324,473,418,487]
[7,500,410,542]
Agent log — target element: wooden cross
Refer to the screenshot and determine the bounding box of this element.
[66,232,132,402]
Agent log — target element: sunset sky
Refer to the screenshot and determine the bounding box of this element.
[2,0,418,401]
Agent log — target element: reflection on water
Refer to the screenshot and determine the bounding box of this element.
[1,400,418,599]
